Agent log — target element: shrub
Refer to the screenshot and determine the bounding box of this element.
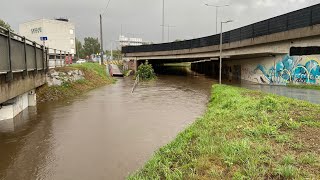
[136,61,156,81]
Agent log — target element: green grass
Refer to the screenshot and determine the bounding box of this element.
[37,63,113,102]
[287,84,320,91]
[71,63,109,79]
[128,85,320,179]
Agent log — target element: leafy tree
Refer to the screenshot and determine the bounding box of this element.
[136,61,156,81]
[75,38,85,59]
[82,37,100,57]
[0,19,13,32]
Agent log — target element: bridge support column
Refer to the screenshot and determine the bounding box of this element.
[0,89,37,121]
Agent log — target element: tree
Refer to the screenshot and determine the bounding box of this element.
[75,38,85,59]
[82,37,100,57]
[0,19,13,32]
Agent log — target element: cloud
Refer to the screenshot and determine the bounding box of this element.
[0,0,319,49]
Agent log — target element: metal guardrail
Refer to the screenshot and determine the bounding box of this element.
[122,3,320,53]
[131,74,139,93]
[0,26,72,82]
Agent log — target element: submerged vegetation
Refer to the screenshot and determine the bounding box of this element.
[128,85,320,179]
[37,63,113,102]
[136,61,156,81]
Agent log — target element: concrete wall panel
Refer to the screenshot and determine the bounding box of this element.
[0,73,46,104]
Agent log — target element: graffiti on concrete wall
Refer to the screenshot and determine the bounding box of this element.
[252,55,320,85]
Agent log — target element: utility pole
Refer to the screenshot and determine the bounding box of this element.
[161,24,176,42]
[111,42,113,60]
[99,14,104,65]
[219,20,233,84]
[162,0,165,42]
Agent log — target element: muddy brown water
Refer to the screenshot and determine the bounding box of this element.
[0,67,215,180]
[1,66,318,180]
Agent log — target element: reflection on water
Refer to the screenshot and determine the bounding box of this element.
[0,66,215,180]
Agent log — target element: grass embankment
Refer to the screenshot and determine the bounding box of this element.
[37,63,113,102]
[287,84,320,91]
[129,85,320,179]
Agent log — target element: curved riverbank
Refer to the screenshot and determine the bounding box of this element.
[36,63,114,103]
[129,84,320,179]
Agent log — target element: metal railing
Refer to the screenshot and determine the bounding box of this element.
[122,3,320,53]
[131,74,139,93]
[0,26,71,82]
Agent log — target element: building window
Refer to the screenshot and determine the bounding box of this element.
[70,39,74,45]
[70,29,74,35]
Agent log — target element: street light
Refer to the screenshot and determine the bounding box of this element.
[205,4,229,34]
[162,0,165,42]
[160,24,176,42]
[219,20,233,84]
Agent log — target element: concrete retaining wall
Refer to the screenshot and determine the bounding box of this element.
[0,72,46,104]
[224,54,320,85]
[0,90,36,121]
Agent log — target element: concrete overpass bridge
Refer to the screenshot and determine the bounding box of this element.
[123,4,320,85]
[0,26,71,121]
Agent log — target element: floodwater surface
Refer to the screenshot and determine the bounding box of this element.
[0,67,214,180]
[1,66,318,180]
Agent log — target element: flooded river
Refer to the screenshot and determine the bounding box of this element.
[0,67,215,180]
[1,66,318,180]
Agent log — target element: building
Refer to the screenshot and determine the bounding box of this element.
[119,35,147,47]
[19,18,76,57]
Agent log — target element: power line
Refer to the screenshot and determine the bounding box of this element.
[102,0,112,16]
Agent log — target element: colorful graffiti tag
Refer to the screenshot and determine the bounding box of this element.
[255,55,320,85]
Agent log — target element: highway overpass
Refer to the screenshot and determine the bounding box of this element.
[122,4,320,85]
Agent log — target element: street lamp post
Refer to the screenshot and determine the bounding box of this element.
[205,4,229,34]
[219,20,233,84]
[160,24,176,42]
[162,0,165,42]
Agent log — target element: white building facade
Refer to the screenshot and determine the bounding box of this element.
[19,18,76,56]
[119,35,144,47]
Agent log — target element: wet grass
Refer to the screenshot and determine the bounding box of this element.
[37,63,114,103]
[128,84,320,179]
[287,84,320,91]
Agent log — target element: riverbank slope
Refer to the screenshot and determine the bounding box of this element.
[129,85,320,179]
[37,63,113,103]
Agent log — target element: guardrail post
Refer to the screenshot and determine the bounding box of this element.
[41,45,45,72]
[64,51,67,66]
[60,50,62,67]
[23,37,28,77]
[6,30,13,82]
[54,49,57,68]
[68,52,70,65]
[33,42,38,74]
[45,48,49,72]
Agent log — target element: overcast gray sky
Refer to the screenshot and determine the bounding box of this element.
[1,0,319,50]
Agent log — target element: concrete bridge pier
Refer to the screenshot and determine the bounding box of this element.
[191,60,219,77]
[0,90,37,121]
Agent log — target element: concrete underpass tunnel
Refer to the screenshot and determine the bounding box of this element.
[137,58,242,83]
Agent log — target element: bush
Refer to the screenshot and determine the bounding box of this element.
[136,61,156,80]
